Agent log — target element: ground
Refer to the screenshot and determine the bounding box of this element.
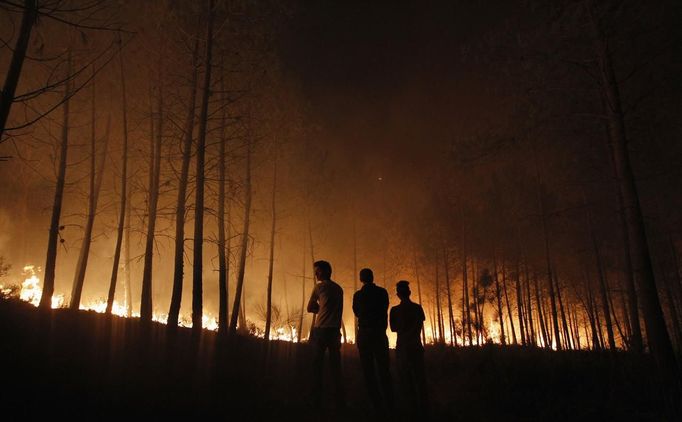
[0,299,669,421]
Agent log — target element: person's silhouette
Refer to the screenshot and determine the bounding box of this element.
[307,260,346,410]
[352,268,394,413]
[390,280,429,420]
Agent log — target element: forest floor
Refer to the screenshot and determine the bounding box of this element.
[0,298,672,421]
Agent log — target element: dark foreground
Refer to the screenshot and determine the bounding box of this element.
[0,299,671,421]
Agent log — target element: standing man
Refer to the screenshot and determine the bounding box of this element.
[352,268,394,413]
[390,280,429,420]
[307,260,345,409]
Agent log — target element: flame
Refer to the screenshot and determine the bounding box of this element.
[6,264,239,334]
[253,325,298,342]
[3,264,572,349]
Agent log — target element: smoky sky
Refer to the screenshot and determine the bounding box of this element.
[276,0,518,182]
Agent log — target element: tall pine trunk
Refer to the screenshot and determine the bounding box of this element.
[39,51,72,310]
[353,219,358,340]
[442,244,456,346]
[192,2,215,333]
[307,219,317,337]
[217,56,229,336]
[0,0,37,140]
[584,192,616,350]
[435,260,444,343]
[538,191,561,349]
[106,39,130,315]
[462,245,472,345]
[493,257,506,345]
[515,259,526,345]
[583,271,601,350]
[229,126,252,335]
[533,272,549,348]
[167,40,199,328]
[554,273,572,350]
[588,0,676,369]
[413,251,426,345]
[264,155,278,340]
[297,235,306,342]
[124,178,132,317]
[613,148,643,353]
[524,258,535,345]
[70,70,109,309]
[502,263,517,344]
[140,66,163,322]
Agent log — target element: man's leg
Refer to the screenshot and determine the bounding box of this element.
[328,329,345,409]
[375,334,394,411]
[412,350,429,418]
[358,336,381,409]
[397,350,417,416]
[311,328,325,407]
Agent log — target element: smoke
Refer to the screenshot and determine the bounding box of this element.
[0,207,11,254]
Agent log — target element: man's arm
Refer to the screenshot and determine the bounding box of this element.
[307,284,319,313]
[389,307,398,332]
[352,291,360,318]
[381,289,389,314]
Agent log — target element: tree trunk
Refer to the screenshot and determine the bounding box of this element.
[264,155,278,341]
[123,181,133,318]
[124,177,132,317]
[494,258,506,345]
[0,0,37,140]
[554,272,572,350]
[584,192,616,350]
[502,263,517,345]
[307,219,317,337]
[140,66,163,322]
[39,51,72,310]
[442,244,456,346]
[612,158,643,353]
[588,0,676,369]
[106,39,130,315]
[606,278,627,347]
[229,125,252,335]
[533,272,549,348]
[524,258,535,345]
[217,54,229,336]
[70,70,109,309]
[582,272,601,350]
[540,199,561,349]
[435,259,444,343]
[167,40,199,328]
[462,246,472,345]
[532,140,561,350]
[413,250,426,345]
[191,1,215,334]
[297,235,306,342]
[353,219,358,340]
[671,239,682,328]
[661,263,682,349]
[515,259,526,345]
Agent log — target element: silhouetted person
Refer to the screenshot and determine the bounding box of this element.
[390,280,429,420]
[352,268,394,414]
[307,260,346,410]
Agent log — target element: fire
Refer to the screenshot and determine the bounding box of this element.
[2,265,429,347]
[3,264,233,334]
[266,326,298,342]
[18,265,65,308]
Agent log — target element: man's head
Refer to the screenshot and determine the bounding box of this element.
[396,280,411,300]
[359,268,374,284]
[314,260,332,281]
